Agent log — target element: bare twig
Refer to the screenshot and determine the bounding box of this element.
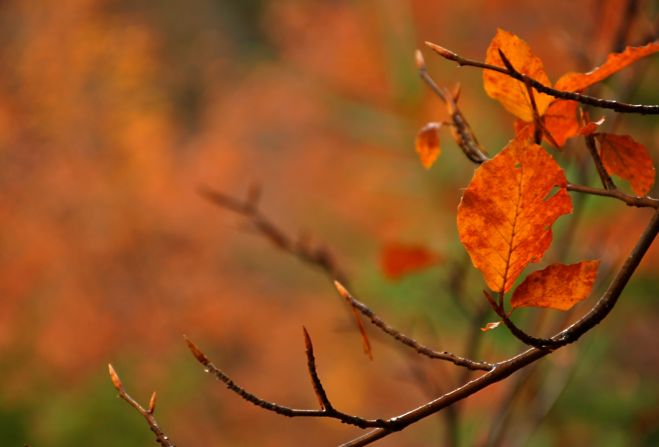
[416,50,489,164]
[198,185,372,358]
[584,135,616,189]
[425,41,659,115]
[340,207,659,446]
[334,281,494,371]
[108,364,175,447]
[566,183,658,208]
[184,336,393,429]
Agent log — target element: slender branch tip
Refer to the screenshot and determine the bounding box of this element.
[425,41,459,61]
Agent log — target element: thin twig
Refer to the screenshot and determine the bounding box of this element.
[425,42,659,115]
[198,185,373,359]
[334,281,494,371]
[340,208,659,446]
[184,336,393,429]
[416,50,489,164]
[108,365,175,447]
[584,135,616,189]
[566,183,658,208]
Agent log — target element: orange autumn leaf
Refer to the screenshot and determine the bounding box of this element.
[415,122,442,169]
[578,117,605,136]
[480,321,501,332]
[555,41,659,92]
[511,260,600,311]
[457,138,572,292]
[380,243,440,279]
[541,100,580,148]
[596,133,655,196]
[483,29,554,122]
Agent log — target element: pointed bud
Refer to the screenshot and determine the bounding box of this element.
[148,391,157,414]
[451,83,461,102]
[425,42,459,61]
[414,50,426,70]
[333,280,350,299]
[184,335,210,365]
[108,364,122,391]
[302,326,313,352]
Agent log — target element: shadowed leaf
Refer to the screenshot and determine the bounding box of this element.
[511,260,600,310]
[457,138,572,292]
[415,122,442,169]
[596,133,655,196]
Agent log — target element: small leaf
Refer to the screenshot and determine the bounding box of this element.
[380,243,440,279]
[596,133,655,196]
[578,117,605,136]
[483,29,554,122]
[555,42,659,92]
[457,138,572,292]
[511,261,600,311]
[542,100,580,148]
[481,321,501,332]
[415,122,442,169]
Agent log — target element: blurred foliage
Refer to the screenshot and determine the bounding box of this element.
[0,0,657,446]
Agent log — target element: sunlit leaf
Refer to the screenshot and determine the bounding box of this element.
[457,138,572,292]
[380,243,440,279]
[511,261,599,311]
[483,29,554,122]
[480,321,501,332]
[596,133,655,196]
[415,122,442,169]
[555,41,659,92]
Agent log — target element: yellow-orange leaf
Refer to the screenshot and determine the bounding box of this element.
[380,243,440,279]
[555,41,659,92]
[483,29,554,122]
[415,122,442,169]
[596,133,655,196]
[457,138,572,292]
[511,260,599,311]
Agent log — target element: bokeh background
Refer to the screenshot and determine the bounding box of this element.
[0,0,658,446]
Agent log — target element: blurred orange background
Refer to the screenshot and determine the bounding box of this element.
[0,0,657,446]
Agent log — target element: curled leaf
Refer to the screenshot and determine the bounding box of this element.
[555,42,659,92]
[415,122,442,169]
[596,133,655,196]
[511,261,600,311]
[483,29,553,122]
[457,138,572,292]
[380,243,440,279]
[481,321,501,332]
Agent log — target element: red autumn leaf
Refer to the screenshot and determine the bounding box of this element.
[380,243,440,280]
[511,260,600,311]
[415,122,442,169]
[457,138,572,292]
[596,133,655,196]
[555,41,659,92]
[483,28,554,122]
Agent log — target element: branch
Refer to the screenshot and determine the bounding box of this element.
[425,42,659,115]
[340,207,659,446]
[108,365,175,447]
[416,50,489,164]
[584,134,616,190]
[566,183,659,208]
[198,185,372,359]
[184,335,393,430]
[334,281,494,371]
